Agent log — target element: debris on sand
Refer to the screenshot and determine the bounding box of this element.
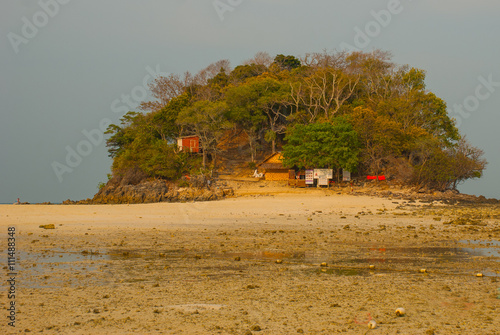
[39,224,55,229]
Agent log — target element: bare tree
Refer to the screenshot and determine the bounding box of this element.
[139,72,192,112]
[345,50,396,103]
[300,50,349,69]
[193,59,231,86]
[242,51,273,67]
[187,60,231,101]
[289,67,359,122]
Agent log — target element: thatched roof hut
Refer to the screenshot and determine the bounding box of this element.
[258,152,289,181]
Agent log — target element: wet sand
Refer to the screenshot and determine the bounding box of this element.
[1,193,499,334]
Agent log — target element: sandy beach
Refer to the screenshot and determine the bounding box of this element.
[1,191,499,334]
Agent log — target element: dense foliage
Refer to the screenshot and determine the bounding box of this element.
[105,50,486,191]
[282,119,360,172]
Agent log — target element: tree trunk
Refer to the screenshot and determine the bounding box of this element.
[249,140,255,162]
[249,136,258,162]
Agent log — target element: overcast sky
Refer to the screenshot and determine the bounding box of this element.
[1,0,499,203]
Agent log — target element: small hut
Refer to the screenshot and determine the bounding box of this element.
[259,152,289,181]
[177,136,200,153]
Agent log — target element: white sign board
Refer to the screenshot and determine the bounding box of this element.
[318,176,329,186]
[313,169,333,179]
[343,170,351,182]
[305,170,314,185]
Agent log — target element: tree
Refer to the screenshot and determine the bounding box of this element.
[193,59,231,85]
[272,54,301,71]
[150,92,190,142]
[345,50,395,103]
[349,107,408,175]
[114,139,185,181]
[177,100,233,168]
[449,137,487,189]
[409,137,458,191]
[373,70,459,145]
[139,73,190,112]
[226,79,266,161]
[229,64,268,84]
[242,51,273,67]
[407,135,487,191]
[282,118,360,173]
[226,76,291,156]
[105,111,141,158]
[105,110,187,181]
[289,66,359,122]
[179,60,232,102]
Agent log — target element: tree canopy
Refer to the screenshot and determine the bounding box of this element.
[104,50,487,191]
[282,118,360,172]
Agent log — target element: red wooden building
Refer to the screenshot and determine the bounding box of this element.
[177,136,200,153]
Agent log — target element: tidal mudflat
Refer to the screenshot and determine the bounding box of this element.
[1,193,499,334]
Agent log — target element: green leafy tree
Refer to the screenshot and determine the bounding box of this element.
[448,137,487,189]
[349,107,410,175]
[113,138,185,181]
[206,67,229,100]
[272,54,301,71]
[226,76,292,155]
[106,109,187,181]
[229,64,268,84]
[411,136,487,191]
[226,80,266,161]
[150,92,190,141]
[282,118,360,173]
[177,100,233,168]
[105,111,141,158]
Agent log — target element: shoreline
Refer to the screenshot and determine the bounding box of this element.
[4,181,499,206]
[4,181,500,206]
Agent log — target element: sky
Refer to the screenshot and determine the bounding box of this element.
[1,0,499,203]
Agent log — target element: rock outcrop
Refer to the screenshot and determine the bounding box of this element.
[84,179,234,204]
